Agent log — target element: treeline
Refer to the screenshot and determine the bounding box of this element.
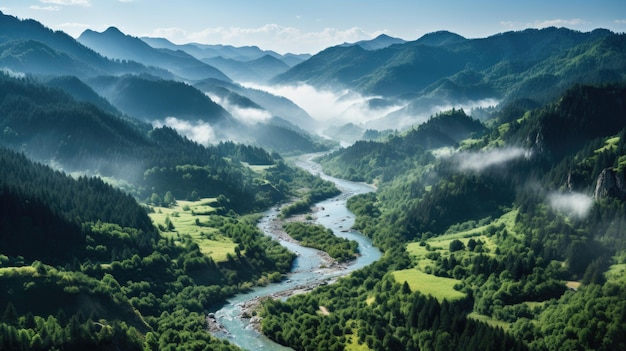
[283,222,358,262]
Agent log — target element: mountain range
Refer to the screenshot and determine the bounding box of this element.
[273,27,626,130]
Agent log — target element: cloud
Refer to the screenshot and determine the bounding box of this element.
[147,24,383,54]
[40,0,90,6]
[548,192,593,218]
[153,117,216,146]
[30,5,60,11]
[58,22,90,30]
[531,18,588,28]
[614,19,626,25]
[1,68,26,79]
[242,82,401,128]
[456,147,527,172]
[208,94,272,124]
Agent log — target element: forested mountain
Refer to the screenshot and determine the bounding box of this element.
[0,72,322,212]
[78,27,231,82]
[86,74,235,126]
[0,11,169,79]
[340,33,407,50]
[260,83,626,350]
[274,27,626,129]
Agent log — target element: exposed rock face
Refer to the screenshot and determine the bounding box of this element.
[594,168,626,200]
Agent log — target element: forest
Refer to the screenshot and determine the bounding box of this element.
[1,12,626,350]
[259,83,626,351]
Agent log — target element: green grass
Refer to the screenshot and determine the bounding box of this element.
[467,312,511,330]
[148,199,237,263]
[391,269,465,302]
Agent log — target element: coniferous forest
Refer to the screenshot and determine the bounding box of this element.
[1,9,626,351]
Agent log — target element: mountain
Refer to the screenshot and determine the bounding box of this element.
[273,27,626,129]
[78,27,230,82]
[202,54,290,83]
[43,75,122,116]
[341,33,407,50]
[0,11,168,78]
[141,36,310,65]
[86,74,235,127]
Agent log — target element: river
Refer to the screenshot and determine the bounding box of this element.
[210,154,382,350]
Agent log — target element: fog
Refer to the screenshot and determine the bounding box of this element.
[456,147,527,172]
[242,82,403,129]
[1,68,25,79]
[208,94,273,124]
[153,117,216,146]
[548,192,594,218]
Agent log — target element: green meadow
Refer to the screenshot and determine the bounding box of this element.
[148,198,238,263]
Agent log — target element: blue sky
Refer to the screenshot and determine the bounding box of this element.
[2,0,625,54]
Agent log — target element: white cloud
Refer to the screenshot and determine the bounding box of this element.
[153,117,216,146]
[499,18,590,33]
[614,19,626,25]
[31,5,60,11]
[40,0,90,6]
[147,24,382,54]
[242,82,402,128]
[531,18,588,28]
[457,147,527,172]
[548,192,593,218]
[208,94,272,124]
[58,22,90,30]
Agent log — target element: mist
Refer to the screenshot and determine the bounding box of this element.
[208,94,273,124]
[242,82,403,129]
[153,117,216,146]
[456,147,527,172]
[548,192,594,218]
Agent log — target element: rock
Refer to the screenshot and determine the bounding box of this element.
[594,168,626,200]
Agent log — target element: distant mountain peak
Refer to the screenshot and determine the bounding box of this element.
[415,30,467,46]
[342,34,406,50]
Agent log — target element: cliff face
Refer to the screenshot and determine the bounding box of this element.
[594,168,626,200]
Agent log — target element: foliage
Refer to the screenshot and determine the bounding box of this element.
[283,222,358,262]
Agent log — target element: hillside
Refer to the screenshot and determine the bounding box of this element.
[78,27,231,82]
[262,83,626,350]
[0,11,169,79]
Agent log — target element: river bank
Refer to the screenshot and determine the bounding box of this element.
[210,155,381,350]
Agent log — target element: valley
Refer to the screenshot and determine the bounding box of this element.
[0,7,626,351]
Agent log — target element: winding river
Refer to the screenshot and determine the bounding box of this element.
[211,155,382,350]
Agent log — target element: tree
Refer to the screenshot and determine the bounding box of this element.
[164,191,176,207]
[449,239,465,252]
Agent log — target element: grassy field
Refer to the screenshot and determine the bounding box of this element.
[400,210,521,301]
[391,269,465,302]
[467,312,511,330]
[148,198,238,263]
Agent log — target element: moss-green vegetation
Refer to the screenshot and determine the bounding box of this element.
[283,222,358,262]
[148,198,238,263]
[392,269,465,301]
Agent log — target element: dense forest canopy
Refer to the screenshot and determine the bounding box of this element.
[1,10,626,351]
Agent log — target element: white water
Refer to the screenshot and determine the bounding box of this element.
[211,154,382,350]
